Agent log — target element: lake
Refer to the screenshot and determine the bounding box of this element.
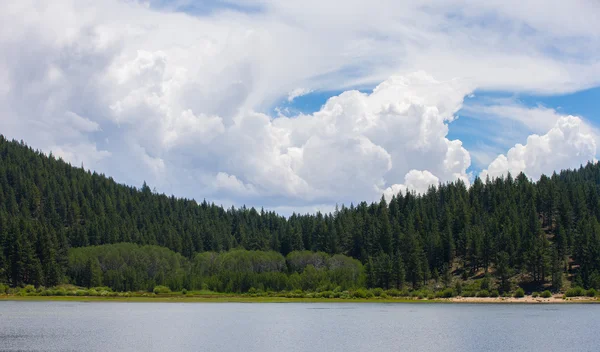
[0,301,598,351]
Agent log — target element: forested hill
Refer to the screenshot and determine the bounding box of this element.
[1,135,600,292]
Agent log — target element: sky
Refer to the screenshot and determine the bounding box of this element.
[1,0,600,215]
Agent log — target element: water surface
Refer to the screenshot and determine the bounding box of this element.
[0,301,598,351]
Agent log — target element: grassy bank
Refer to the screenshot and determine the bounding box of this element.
[1,293,599,304]
[2,284,599,304]
[0,294,434,303]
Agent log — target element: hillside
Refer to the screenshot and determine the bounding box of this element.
[1,135,600,293]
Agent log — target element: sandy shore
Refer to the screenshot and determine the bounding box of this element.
[449,295,598,303]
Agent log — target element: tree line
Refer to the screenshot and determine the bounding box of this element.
[1,135,600,292]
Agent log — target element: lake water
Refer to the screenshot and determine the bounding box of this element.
[0,301,599,351]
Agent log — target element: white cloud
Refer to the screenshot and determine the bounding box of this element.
[382,170,440,200]
[50,143,111,168]
[214,172,257,196]
[287,88,313,102]
[460,101,600,170]
[0,0,599,212]
[481,116,597,181]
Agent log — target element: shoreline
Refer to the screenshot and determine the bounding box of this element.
[1,294,598,304]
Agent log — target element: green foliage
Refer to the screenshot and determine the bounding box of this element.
[514,288,525,298]
[181,288,187,295]
[372,288,384,297]
[586,288,597,297]
[532,292,539,298]
[541,290,552,298]
[386,288,401,297]
[23,285,35,293]
[0,283,7,294]
[480,275,491,291]
[454,281,463,296]
[436,288,455,298]
[490,290,499,298]
[69,243,188,292]
[565,287,585,297]
[153,285,171,294]
[352,288,368,299]
[317,291,333,298]
[477,290,490,298]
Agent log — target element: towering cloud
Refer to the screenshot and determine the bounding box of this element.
[482,116,597,181]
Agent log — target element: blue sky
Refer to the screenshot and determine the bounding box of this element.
[147,0,264,15]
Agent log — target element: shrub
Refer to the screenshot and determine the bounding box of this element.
[372,288,384,297]
[586,288,597,297]
[22,285,36,294]
[435,288,455,298]
[286,290,305,298]
[480,275,491,291]
[75,290,89,296]
[318,291,333,298]
[0,283,8,294]
[153,285,171,294]
[352,289,368,299]
[181,289,188,295]
[417,289,431,299]
[92,286,112,292]
[532,292,539,298]
[316,285,330,293]
[386,288,401,297]
[514,288,525,298]
[565,287,585,297]
[490,290,499,298]
[462,291,475,298]
[541,290,552,298]
[477,290,490,298]
[454,281,463,296]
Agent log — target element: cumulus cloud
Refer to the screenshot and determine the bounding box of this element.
[1,0,600,212]
[50,143,111,168]
[481,116,597,181]
[382,170,440,200]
